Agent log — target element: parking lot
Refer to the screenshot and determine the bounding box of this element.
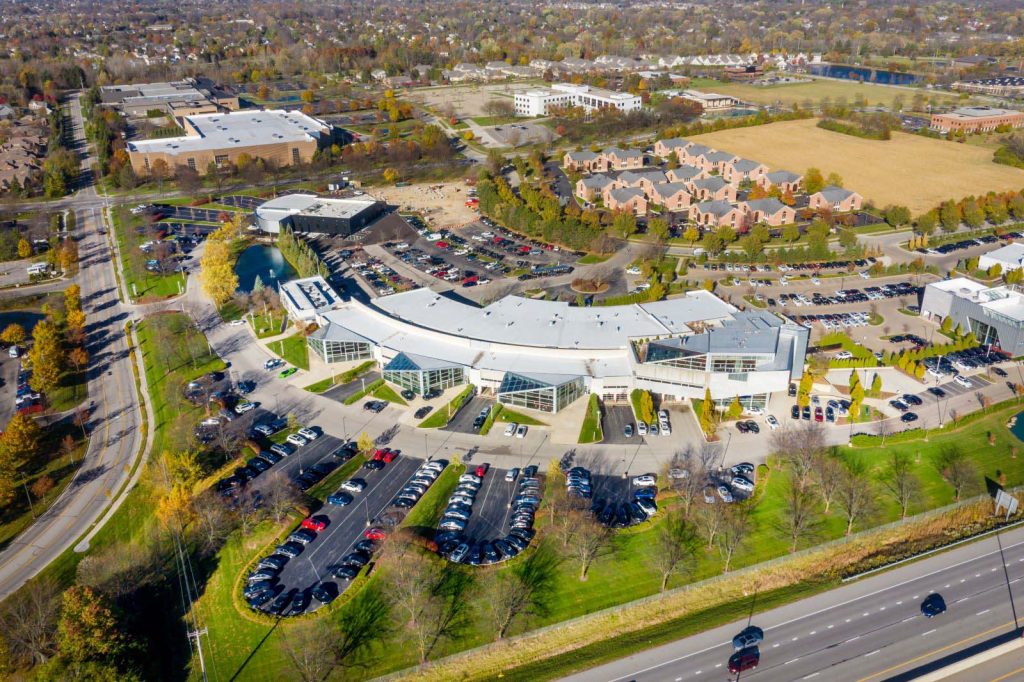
[443,395,493,434]
[601,404,637,445]
[265,455,425,608]
[458,465,519,541]
[321,371,382,403]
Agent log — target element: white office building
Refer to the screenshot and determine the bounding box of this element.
[279,275,341,323]
[978,243,1024,274]
[306,289,808,414]
[513,83,643,117]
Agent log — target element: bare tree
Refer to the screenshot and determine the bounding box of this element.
[668,446,716,519]
[489,541,560,639]
[811,450,844,514]
[653,508,699,591]
[875,416,892,446]
[771,424,825,490]
[716,506,752,572]
[234,486,266,536]
[263,471,301,524]
[935,446,979,502]
[696,501,726,549]
[836,456,876,535]
[880,451,920,518]
[567,511,615,580]
[281,620,338,682]
[546,481,589,549]
[0,578,59,666]
[781,480,820,552]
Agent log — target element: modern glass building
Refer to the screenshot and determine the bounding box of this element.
[307,325,374,364]
[497,372,585,413]
[382,352,465,395]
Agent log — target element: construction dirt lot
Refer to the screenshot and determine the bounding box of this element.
[407,82,540,118]
[372,180,482,228]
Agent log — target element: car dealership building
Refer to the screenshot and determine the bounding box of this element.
[307,288,808,414]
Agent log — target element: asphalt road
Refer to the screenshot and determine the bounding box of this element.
[320,371,381,403]
[566,526,1024,682]
[603,404,638,445]
[444,395,493,434]
[0,92,145,599]
[460,467,517,543]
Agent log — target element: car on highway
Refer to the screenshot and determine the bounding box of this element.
[728,647,760,674]
[921,593,947,618]
[279,367,298,379]
[732,625,764,650]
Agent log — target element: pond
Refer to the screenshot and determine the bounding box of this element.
[234,245,297,294]
[807,63,921,86]
[0,310,45,335]
[1010,412,1024,443]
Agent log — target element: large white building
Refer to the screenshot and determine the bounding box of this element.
[307,289,808,414]
[280,275,341,323]
[978,243,1024,274]
[921,278,1024,355]
[513,83,643,117]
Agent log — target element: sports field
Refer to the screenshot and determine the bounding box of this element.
[691,118,1024,214]
[690,77,958,110]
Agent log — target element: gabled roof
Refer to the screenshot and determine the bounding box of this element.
[703,150,738,163]
[650,182,690,199]
[765,170,801,184]
[691,176,729,192]
[694,199,737,217]
[657,137,689,151]
[815,185,856,202]
[683,143,713,157]
[745,198,788,215]
[729,158,765,172]
[566,150,600,161]
[604,146,643,160]
[580,174,614,189]
[667,164,704,182]
[607,187,646,203]
[618,169,667,185]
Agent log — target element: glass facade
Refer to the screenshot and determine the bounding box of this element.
[497,373,585,413]
[712,393,769,410]
[646,343,707,370]
[382,353,465,395]
[308,337,373,364]
[970,318,1000,347]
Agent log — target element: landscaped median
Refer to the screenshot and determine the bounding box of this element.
[303,360,375,393]
[577,394,603,443]
[266,333,309,371]
[418,384,475,428]
[342,377,384,405]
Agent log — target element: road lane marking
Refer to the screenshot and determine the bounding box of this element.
[827,624,834,629]
[989,664,1024,682]
[804,673,819,679]
[865,650,879,657]
[785,658,800,665]
[977,609,991,615]
[922,629,936,636]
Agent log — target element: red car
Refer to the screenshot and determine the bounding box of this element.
[814,406,824,423]
[372,449,387,461]
[475,463,489,477]
[301,517,327,532]
[518,245,530,254]
[364,527,386,541]
[728,648,759,674]
[382,450,397,463]
[435,240,449,249]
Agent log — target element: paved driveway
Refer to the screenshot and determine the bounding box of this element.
[602,404,637,445]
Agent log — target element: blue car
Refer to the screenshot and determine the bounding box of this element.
[327,491,353,506]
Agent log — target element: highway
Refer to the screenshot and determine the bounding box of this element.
[565,526,1024,682]
[0,93,144,600]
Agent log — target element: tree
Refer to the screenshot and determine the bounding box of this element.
[825,171,844,188]
[696,500,726,549]
[66,309,86,332]
[835,456,876,535]
[28,320,62,393]
[916,211,937,235]
[357,432,375,455]
[935,446,979,501]
[797,370,813,408]
[782,223,800,243]
[804,167,825,194]
[382,167,399,184]
[811,449,843,514]
[55,586,129,662]
[716,506,751,572]
[939,200,961,232]
[68,346,89,373]
[870,373,882,397]
[17,238,31,258]
[782,479,820,552]
[699,387,716,437]
[612,211,637,238]
[0,411,42,466]
[725,396,743,420]
[0,578,59,667]
[683,225,700,244]
[568,511,615,580]
[880,451,920,519]
[332,583,393,673]
[771,422,826,491]
[648,217,669,241]
[199,239,238,307]
[281,620,338,682]
[884,205,911,227]
[0,323,26,345]
[489,541,560,639]
[654,508,699,590]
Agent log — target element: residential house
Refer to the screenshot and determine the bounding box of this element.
[680,143,714,167]
[563,150,607,173]
[694,150,739,173]
[653,137,690,160]
[647,182,692,211]
[742,198,797,226]
[808,186,863,213]
[603,147,644,170]
[757,170,802,194]
[604,187,648,215]
[615,169,667,195]
[575,174,615,203]
[722,158,769,185]
[689,200,747,229]
[666,164,708,184]
[688,176,737,202]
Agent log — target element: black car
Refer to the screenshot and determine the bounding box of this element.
[994,367,1008,377]
[247,588,277,608]
[788,383,797,397]
[423,389,441,400]
[363,400,386,412]
[791,404,800,420]
[901,412,919,423]
[401,389,416,401]
[921,593,946,617]
[311,583,337,604]
[331,564,360,580]
[736,421,750,433]
[269,591,294,615]
[290,590,311,616]
[802,406,811,420]
[928,387,946,397]
[745,421,760,434]
[598,504,615,526]
[902,394,923,406]
[414,406,433,419]
[363,459,385,471]
[354,539,378,554]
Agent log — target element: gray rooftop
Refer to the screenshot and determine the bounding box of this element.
[703,150,738,163]
[694,199,737,217]
[618,169,667,185]
[566,150,600,162]
[127,110,329,156]
[691,176,729,192]
[730,158,764,172]
[580,174,614,189]
[815,185,856,202]
[684,143,713,157]
[604,146,644,160]
[256,193,381,221]
[667,165,704,182]
[608,187,646,203]
[765,170,801,183]
[650,182,691,199]
[744,198,788,214]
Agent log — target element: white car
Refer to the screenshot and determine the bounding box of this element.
[927,367,945,379]
[229,319,246,326]
[503,422,518,437]
[954,375,972,388]
[234,401,255,414]
[200,417,221,427]
[459,474,482,484]
[717,485,735,503]
[421,461,445,472]
[297,427,319,441]
[659,421,671,436]
[515,424,528,438]
[626,266,642,275]
[859,271,870,279]
[657,409,669,421]
[286,433,308,447]
[834,351,853,360]
[637,421,648,436]
[765,415,779,430]
[341,480,366,493]
[731,476,755,493]
[632,474,657,487]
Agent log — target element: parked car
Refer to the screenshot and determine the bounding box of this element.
[515,424,528,438]
[632,474,657,487]
[327,491,353,506]
[286,433,308,447]
[297,427,319,441]
[504,422,518,437]
[414,406,433,419]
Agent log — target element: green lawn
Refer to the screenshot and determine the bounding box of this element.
[418,385,475,428]
[401,462,465,532]
[372,382,407,405]
[249,310,287,339]
[342,378,384,406]
[303,360,375,393]
[471,115,520,126]
[266,334,309,371]
[496,407,547,426]
[48,367,87,412]
[306,454,367,502]
[111,205,187,301]
[578,394,603,444]
[577,253,611,265]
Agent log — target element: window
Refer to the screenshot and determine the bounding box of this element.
[143,157,150,171]
[497,373,584,413]
[214,154,229,167]
[291,147,301,165]
[187,158,196,171]
[308,338,372,364]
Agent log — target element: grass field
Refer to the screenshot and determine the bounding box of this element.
[266,333,309,371]
[690,77,957,111]
[690,118,1024,214]
[111,205,187,300]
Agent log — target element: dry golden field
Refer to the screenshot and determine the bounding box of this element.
[691,118,1024,214]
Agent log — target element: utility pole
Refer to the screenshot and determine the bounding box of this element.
[187,627,209,682]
